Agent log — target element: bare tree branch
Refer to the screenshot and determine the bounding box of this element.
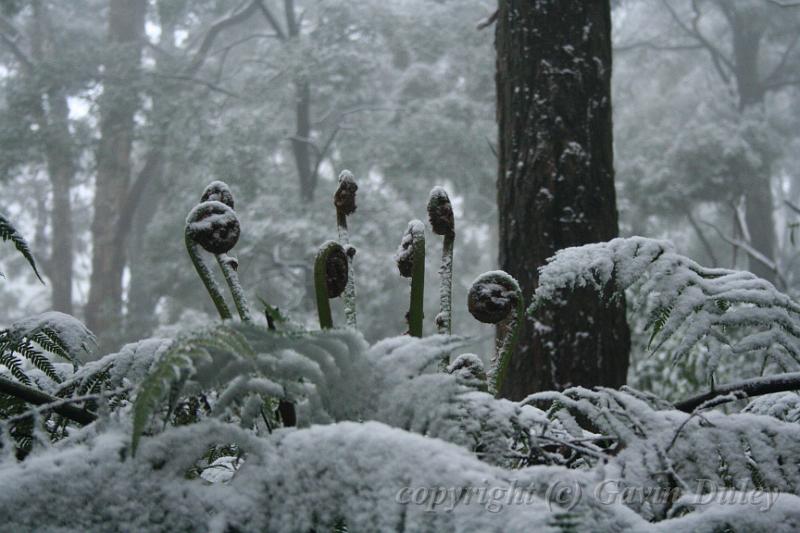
[614,40,704,53]
[254,0,287,40]
[767,0,800,7]
[476,9,498,30]
[685,208,719,267]
[185,0,262,75]
[660,0,734,84]
[0,31,34,72]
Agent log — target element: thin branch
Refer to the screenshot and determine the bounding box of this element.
[660,0,733,84]
[254,0,287,40]
[148,72,241,98]
[786,199,800,215]
[0,31,34,73]
[476,9,498,30]
[675,371,800,412]
[186,0,262,76]
[701,219,787,287]
[614,41,704,53]
[685,209,719,267]
[764,28,800,87]
[0,376,97,426]
[767,0,800,6]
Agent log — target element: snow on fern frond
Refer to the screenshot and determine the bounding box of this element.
[743,392,800,424]
[5,312,95,364]
[0,312,94,385]
[0,213,44,283]
[525,386,800,520]
[532,237,800,377]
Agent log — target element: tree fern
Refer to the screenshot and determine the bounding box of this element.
[0,212,44,283]
[131,324,253,454]
[0,312,94,385]
[533,237,800,379]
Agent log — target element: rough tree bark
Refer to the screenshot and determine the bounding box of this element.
[495,0,630,399]
[85,0,147,348]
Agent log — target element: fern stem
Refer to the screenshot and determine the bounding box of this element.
[437,233,454,336]
[675,371,800,412]
[216,254,252,322]
[335,170,358,329]
[185,233,232,320]
[409,235,426,338]
[0,375,96,426]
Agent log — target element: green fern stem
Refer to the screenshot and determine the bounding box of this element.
[216,253,252,322]
[314,241,348,330]
[185,232,232,320]
[408,229,426,338]
[493,290,523,397]
[437,232,454,336]
[467,271,522,396]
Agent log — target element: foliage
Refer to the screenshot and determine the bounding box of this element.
[3,234,800,530]
[0,213,43,283]
[533,237,800,385]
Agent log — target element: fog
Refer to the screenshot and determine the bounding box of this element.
[1,0,798,376]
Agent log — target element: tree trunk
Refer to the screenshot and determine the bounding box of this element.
[728,11,776,284]
[495,0,630,399]
[44,89,74,314]
[85,0,146,348]
[29,1,75,314]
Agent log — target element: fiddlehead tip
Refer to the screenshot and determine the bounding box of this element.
[394,220,425,278]
[334,170,358,217]
[200,180,235,210]
[427,186,454,237]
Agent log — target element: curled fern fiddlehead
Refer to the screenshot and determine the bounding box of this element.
[395,220,426,338]
[314,240,349,329]
[468,271,523,396]
[428,186,455,338]
[184,182,251,322]
[334,170,358,328]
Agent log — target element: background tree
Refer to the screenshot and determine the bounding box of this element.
[495,0,631,398]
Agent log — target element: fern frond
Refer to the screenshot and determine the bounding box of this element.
[13,340,61,383]
[2,312,93,371]
[131,325,253,454]
[0,349,31,385]
[0,212,44,283]
[533,237,800,378]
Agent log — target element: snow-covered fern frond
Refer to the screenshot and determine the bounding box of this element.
[526,386,800,520]
[532,237,800,378]
[0,212,43,283]
[743,392,800,424]
[0,312,94,386]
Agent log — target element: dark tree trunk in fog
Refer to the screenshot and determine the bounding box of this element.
[284,0,317,202]
[495,0,630,399]
[85,0,146,347]
[662,1,789,284]
[726,9,775,283]
[28,0,75,314]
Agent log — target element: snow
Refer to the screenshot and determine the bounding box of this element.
[5,323,800,531]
